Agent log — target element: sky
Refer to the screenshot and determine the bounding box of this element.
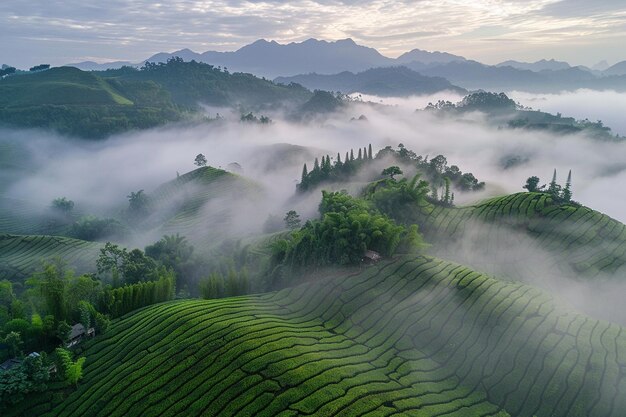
[1,0,626,69]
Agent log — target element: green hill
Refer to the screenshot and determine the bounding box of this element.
[0,234,102,282]
[0,67,132,107]
[99,58,312,110]
[11,256,625,416]
[145,166,263,247]
[0,67,182,138]
[0,61,315,138]
[410,192,626,280]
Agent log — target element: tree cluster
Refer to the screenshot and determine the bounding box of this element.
[377,144,485,196]
[524,169,573,203]
[426,92,517,113]
[297,144,374,192]
[28,64,50,72]
[198,268,249,300]
[271,191,425,273]
[0,353,50,409]
[363,172,431,225]
[0,66,16,77]
[100,273,175,318]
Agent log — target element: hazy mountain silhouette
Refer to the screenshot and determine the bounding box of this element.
[63,38,626,92]
[275,66,466,96]
[496,59,571,72]
[604,60,626,76]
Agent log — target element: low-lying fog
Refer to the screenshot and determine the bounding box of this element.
[1,88,626,323]
[510,89,626,137]
[5,89,625,222]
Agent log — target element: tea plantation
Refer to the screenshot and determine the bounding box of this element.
[146,166,262,247]
[0,234,102,281]
[414,192,626,280]
[13,256,625,417]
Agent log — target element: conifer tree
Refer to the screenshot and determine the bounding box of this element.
[363,147,368,160]
[350,149,355,161]
[548,169,560,197]
[562,170,572,202]
[345,152,350,164]
[358,148,362,160]
[301,163,308,181]
[336,153,342,165]
[313,157,320,171]
[368,143,373,159]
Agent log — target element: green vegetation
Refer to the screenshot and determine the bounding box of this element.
[6,255,624,416]
[0,235,102,282]
[297,144,484,198]
[272,191,425,271]
[0,59,315,138]
[55,348,85,387]
[101,58,312,110]
[400,192,626,281]
[0,353,50,409]
[426,91,618,139]
[298,89,345,116]
[1,135,625,415]
[0,66,182,138]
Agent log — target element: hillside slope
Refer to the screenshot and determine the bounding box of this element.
[0,234,102,282]
[0,67,182,138]
[414,193,626,281]
[0,67,133,107]
[143,166,263,246]
[17,256,625,417]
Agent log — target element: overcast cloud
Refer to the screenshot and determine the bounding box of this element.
[1,0,626,68]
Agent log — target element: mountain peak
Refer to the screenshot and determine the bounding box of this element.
[336,38,357,45]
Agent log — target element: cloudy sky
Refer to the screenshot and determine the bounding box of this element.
[1,0,626,68]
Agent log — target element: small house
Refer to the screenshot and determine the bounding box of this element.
[0,358,21,372]
[66,323,96,348]
[362,250,382,265]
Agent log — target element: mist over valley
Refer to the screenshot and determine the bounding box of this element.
[2,4,626,415]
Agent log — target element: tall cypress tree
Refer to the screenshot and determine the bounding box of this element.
[313,157,320,171]
[358,148,362,160]
[350,149,355,161]
[336,153,342,165]
[368,143,373,159]
[345,152,350,164]
[562,170,572,202]
[548,169,559,196]
[301,163,308,181]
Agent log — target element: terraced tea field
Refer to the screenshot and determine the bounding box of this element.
[19,256,626,417]
[0,234,102,281]
[147,166,263,246]
[413,192,626,280]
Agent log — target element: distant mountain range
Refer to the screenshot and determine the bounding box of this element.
[275,66,466,97]
[495,59,571,72]
[68,39,466,78]
[605,61,626,76]
[61,38,626,93]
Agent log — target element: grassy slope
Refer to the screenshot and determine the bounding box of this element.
[13,256,625,417]
[0,67,181,138]
[146,166,263,247]
[0,234,102,282]
[101,61,313,109]
[0,67,132,107]
[413,192,626,280]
